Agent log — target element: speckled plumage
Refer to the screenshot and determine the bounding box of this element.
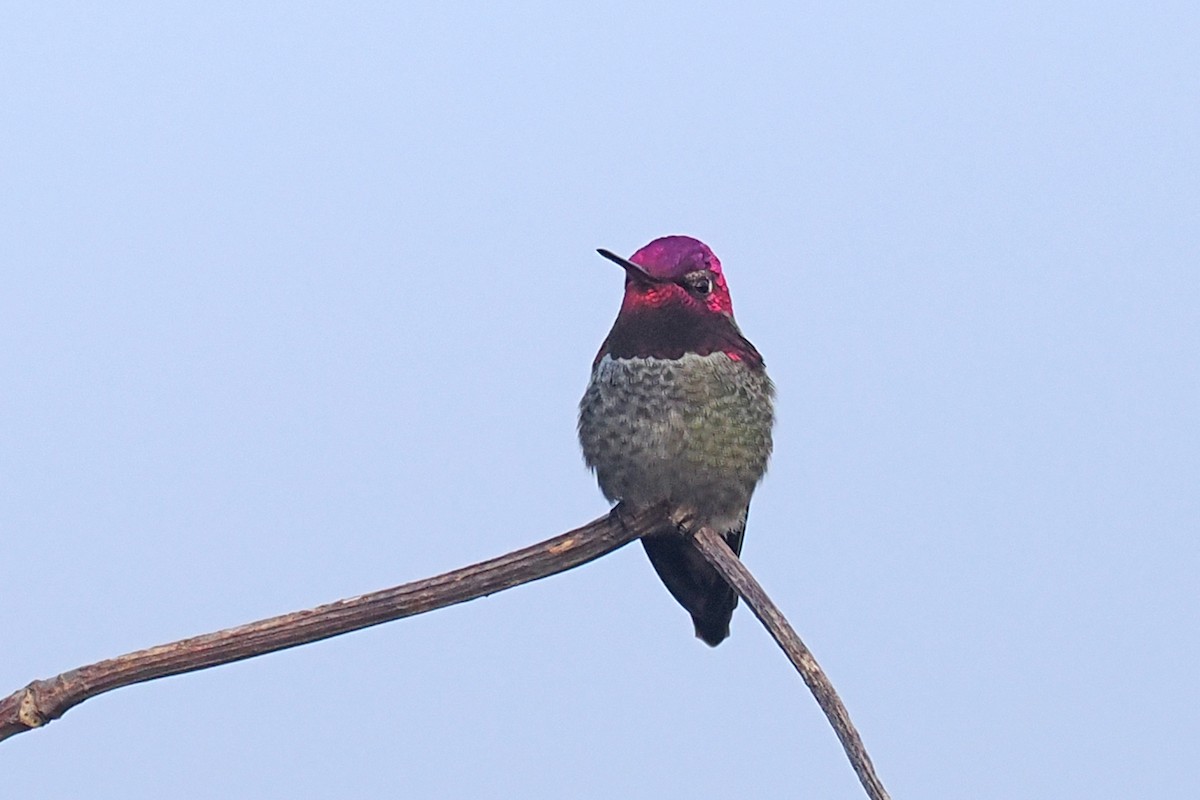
[579,352,773,532]
[578,236,774,645]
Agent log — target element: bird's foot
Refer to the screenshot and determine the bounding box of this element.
[668,507,699,540]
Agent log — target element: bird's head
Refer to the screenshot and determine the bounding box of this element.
[594,235,760,367]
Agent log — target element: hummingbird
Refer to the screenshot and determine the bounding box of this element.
[578,235,774,646]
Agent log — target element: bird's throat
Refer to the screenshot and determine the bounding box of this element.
[598,305,763,367]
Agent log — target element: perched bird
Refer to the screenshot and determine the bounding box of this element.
[578,235,774,645]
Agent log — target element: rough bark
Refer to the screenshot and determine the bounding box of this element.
[0,505,889,800]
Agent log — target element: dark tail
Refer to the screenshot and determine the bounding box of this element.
[641,524,745,646]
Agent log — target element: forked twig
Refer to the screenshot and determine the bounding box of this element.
[0,506,890,800]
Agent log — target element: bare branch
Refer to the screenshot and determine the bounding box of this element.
[689,525,891,800]
[1,508,891,800]
[0,504,669,742]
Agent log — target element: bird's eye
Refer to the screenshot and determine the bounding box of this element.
[688,276,713,295]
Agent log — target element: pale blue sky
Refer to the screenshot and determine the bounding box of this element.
[3,3,1197,798]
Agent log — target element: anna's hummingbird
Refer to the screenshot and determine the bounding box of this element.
[578,235,774,646]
